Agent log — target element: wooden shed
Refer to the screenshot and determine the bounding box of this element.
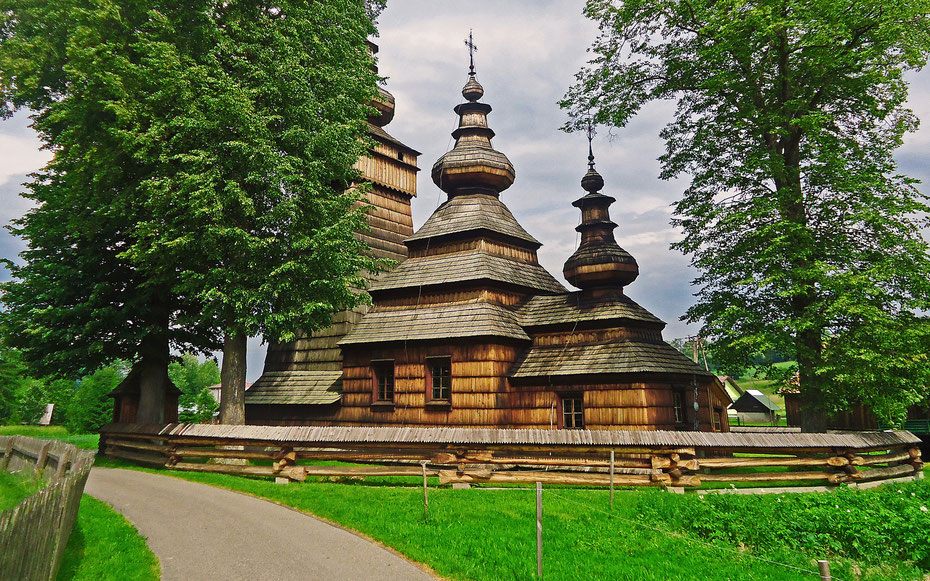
[730,389,780,425]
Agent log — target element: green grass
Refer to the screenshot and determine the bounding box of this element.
[96,458,930,581]
[56,495,159,581]
[0,425,100,450]
[0,469,43,511]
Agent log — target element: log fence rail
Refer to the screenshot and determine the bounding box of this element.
[100,423,924,490]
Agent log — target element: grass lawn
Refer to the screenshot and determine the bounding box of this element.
[0,425,100,450]
[99,458,930,581]
[1,427,156,580]
[0,469,42,512]
[56,495,159,581]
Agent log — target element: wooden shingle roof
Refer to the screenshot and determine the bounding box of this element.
[370,252,566,295]
[406,194,540,247]
[245,370,342,405]
[340,302,530,345]
[510,340,713,378]
[517,292,665,328]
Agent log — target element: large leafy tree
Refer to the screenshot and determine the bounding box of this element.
[126,0,383,424]
[0,0,218,422]
[1,0,382,425]
[563,0,930,429]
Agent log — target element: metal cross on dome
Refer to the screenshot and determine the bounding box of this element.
[586,118,597,169]
[464,29,478,74]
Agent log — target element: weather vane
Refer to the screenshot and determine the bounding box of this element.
[586,118,597,169]
[464,29,478,75]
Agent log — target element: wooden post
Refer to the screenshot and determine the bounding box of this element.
[609,449,615,508]
[818,560,831,581]
[421,461,429,516]
[36,441,51,473]
[536,481,543,579]
[1,437,13,471]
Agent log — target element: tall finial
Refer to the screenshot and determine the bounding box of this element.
[586,118,597,170]
[464,29,478,75]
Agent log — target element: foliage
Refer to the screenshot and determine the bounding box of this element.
[168,353,219,423]
[0,336,36,423]
[0,0,387,423]
[563,0,930,426]
[106,461,930,581]
[57,495,160,581]
[0,0,219,398]
[64,363,127,434]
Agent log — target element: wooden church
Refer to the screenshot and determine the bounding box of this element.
[245,45,730,432]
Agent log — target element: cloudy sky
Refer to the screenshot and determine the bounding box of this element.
[1,0,928,381]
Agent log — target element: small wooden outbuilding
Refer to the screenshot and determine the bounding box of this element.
[730,390,780,425]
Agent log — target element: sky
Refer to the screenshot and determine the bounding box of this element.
[1,0,928,382]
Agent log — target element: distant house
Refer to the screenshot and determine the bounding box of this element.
[207,382,253,405]
[717,376,743,403]
[729,389,780,424]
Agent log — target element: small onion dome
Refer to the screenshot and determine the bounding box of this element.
[462,74,484,102]
[581,166,605,193]
[431,74,515,196]
[369,86,395,127]
[563,165,639,289]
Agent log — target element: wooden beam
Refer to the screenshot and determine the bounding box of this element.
[856,463,919,482]
[700,471,842,484]
[438,470,657,487]
[699,456,848,469]
[106,447,168,467]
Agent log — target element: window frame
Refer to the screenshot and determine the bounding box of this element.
[371,359,395,405]
[425,355,452,404]
[672,387,687,425]
[559,394,585,430]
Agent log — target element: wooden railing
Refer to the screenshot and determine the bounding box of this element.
[0,436,96,581]
[99,423,924,491]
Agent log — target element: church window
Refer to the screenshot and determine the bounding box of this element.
[427,356,452,401]
[672,389,686,424]
[372,360,395,402]
[560,395,584,429]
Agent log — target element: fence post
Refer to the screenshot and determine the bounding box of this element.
[609,450,615,508]
[421,461,429,517]
[818,560,831,581]
[0,437,13,471]
[536,481,543,579]
[36,441,51,473]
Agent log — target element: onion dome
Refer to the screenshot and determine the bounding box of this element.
[563,146,639,290]
[431,70,515,197]
[367,41,395,127]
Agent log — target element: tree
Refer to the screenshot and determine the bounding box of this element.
[563,0,930,429]
[66,363,127,434]
[124,0,385,424]
[0,0,218,421]
[168,353,220,423]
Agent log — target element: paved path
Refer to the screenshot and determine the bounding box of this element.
[85,468,437,581]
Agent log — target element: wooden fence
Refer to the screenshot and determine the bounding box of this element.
[0,436,96,581]
[99,423,924,490]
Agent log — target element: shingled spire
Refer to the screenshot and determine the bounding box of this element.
[563,128,639,292]
[431,36,515,197]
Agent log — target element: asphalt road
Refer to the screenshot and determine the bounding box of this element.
[85,467,437,581]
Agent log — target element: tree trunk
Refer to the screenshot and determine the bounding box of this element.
[136,322,170,424]
[775,130,827,432]
[219,331,247,425]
